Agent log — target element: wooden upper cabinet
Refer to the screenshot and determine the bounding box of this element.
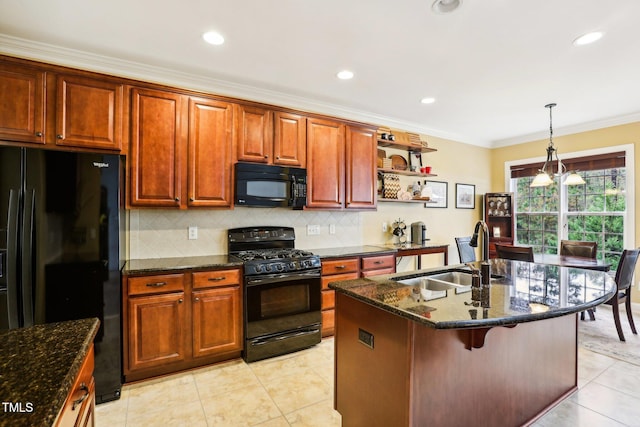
[130,87,185,207]
[56,74,123,150]
[0,62,46,144]
[345,125,377,209]
[306,117,345,209]
[273,111,306,167]
[236,104,272,163]
[188,97,234,207]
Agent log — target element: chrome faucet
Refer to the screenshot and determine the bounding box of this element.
[469,220,490,262]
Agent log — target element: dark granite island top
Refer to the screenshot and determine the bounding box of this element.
[330,259,618,427]
[329,258,617,329]
[0,318,99,427]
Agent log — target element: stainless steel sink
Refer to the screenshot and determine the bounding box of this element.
[394,269,473,301]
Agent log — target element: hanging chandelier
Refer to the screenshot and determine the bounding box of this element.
[530,103,586,187]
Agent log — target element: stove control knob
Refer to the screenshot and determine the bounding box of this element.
[276,263,284,271]
[265,264,272,272]
[288,262,296,270]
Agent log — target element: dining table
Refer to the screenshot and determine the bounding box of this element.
[534,253,612,272]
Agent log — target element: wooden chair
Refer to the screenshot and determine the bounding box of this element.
[560,240,597,259]
[495,244,534,262]
[602,248,640,341]
[455,236,476,263]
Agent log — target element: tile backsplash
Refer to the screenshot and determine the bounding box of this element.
[128,208,364,259]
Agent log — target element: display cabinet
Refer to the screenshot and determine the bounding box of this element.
[484,192,515,258]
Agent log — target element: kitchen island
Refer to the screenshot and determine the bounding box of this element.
[0,318,99,427]
[329,259,616,427]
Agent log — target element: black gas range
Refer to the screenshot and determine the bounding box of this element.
[228,226,322,362]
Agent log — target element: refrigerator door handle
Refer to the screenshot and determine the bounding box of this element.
[6,190,19,329]
[21,189,35,327]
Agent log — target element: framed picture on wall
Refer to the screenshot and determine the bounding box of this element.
[455,183,475,209]
[424,180,448,208]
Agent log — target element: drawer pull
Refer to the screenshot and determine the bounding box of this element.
[146,282,167,288]
[335,265,346,270]
[373,260,384,265]
[72,383,89,410]
[208,276,226,281]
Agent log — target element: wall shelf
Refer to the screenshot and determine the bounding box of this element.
[377,140,437,154]
[377,168,437,177]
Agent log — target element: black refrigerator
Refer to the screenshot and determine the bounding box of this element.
[0,146,124,404]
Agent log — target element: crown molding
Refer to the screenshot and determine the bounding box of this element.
[0,34,474,145]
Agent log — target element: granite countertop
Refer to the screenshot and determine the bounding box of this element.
[329,259,617,329]
[0,318,100,427]
[122,254,243,275]
[312,245,396,259]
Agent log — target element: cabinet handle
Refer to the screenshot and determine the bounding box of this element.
[264,155,269,159]
[194,297,200,302]
[146,282,167,287]
[178,298,183,304]
[175,197,180,202]
[208,276,226,281]
[35,131,43,137]
[373,260,383,265]
[335,265,346,270]
[189,197,194,202]
[72,383,89,410]
[276,156,280,159]
[56,134,64,140]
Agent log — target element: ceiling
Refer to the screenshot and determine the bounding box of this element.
[1,0,640,148]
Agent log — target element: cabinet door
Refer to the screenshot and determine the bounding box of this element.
[345,125,377,209]
[56,75,123,150]
[273,111,306,167]
[235,104,272,163]
[0,62,45,144]
[192,286,242,358]
[306,118,345,209]
[128,292,187,371]
[130,87,185,207]
[188,97,234,207]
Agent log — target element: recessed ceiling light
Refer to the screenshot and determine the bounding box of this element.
[202,31,225,46]
[336,70,354,80]
[420,97,436,105]
[432,0,462,14]
[573,31,604,46]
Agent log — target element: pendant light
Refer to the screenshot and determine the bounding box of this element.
[530,103,586,187]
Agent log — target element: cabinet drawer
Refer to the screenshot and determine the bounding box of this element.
[322,272,359,290]
[56,345,94,427]
[361,266,396,277]
[192,269,241,289]
[361,254,395,271]
[321,258,359,275]
[128,273,185,296]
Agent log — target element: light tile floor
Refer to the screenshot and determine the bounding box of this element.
[97,335,640,426]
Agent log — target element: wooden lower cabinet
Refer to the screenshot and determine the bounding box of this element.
[123,268,242,382]
[55,345,95,427]
[320,255,396,337]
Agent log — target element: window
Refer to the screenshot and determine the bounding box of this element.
[508,148,632,272]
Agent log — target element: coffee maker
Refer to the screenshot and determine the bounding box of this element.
[411,222,426,245]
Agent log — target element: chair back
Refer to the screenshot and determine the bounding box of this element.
[455,236,476,263]
[560,240,597,259]
[495,244,534,262]
[614,248,640,291]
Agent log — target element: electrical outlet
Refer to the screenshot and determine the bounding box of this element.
[382,222,388,233]
[188,226,198,240]
[307,224,320,235]
[329,224,336,234]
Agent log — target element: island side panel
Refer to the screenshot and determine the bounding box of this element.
[410,315,578,427]
[334,293,413,427]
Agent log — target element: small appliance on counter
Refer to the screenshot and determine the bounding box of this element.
[411,222,427,245]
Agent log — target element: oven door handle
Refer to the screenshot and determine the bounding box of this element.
[250,327,321,346]
[245,269,320,286]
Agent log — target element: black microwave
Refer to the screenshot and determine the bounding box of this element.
[235,162,307,209]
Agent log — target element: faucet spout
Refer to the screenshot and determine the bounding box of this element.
[469,220,490,262]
